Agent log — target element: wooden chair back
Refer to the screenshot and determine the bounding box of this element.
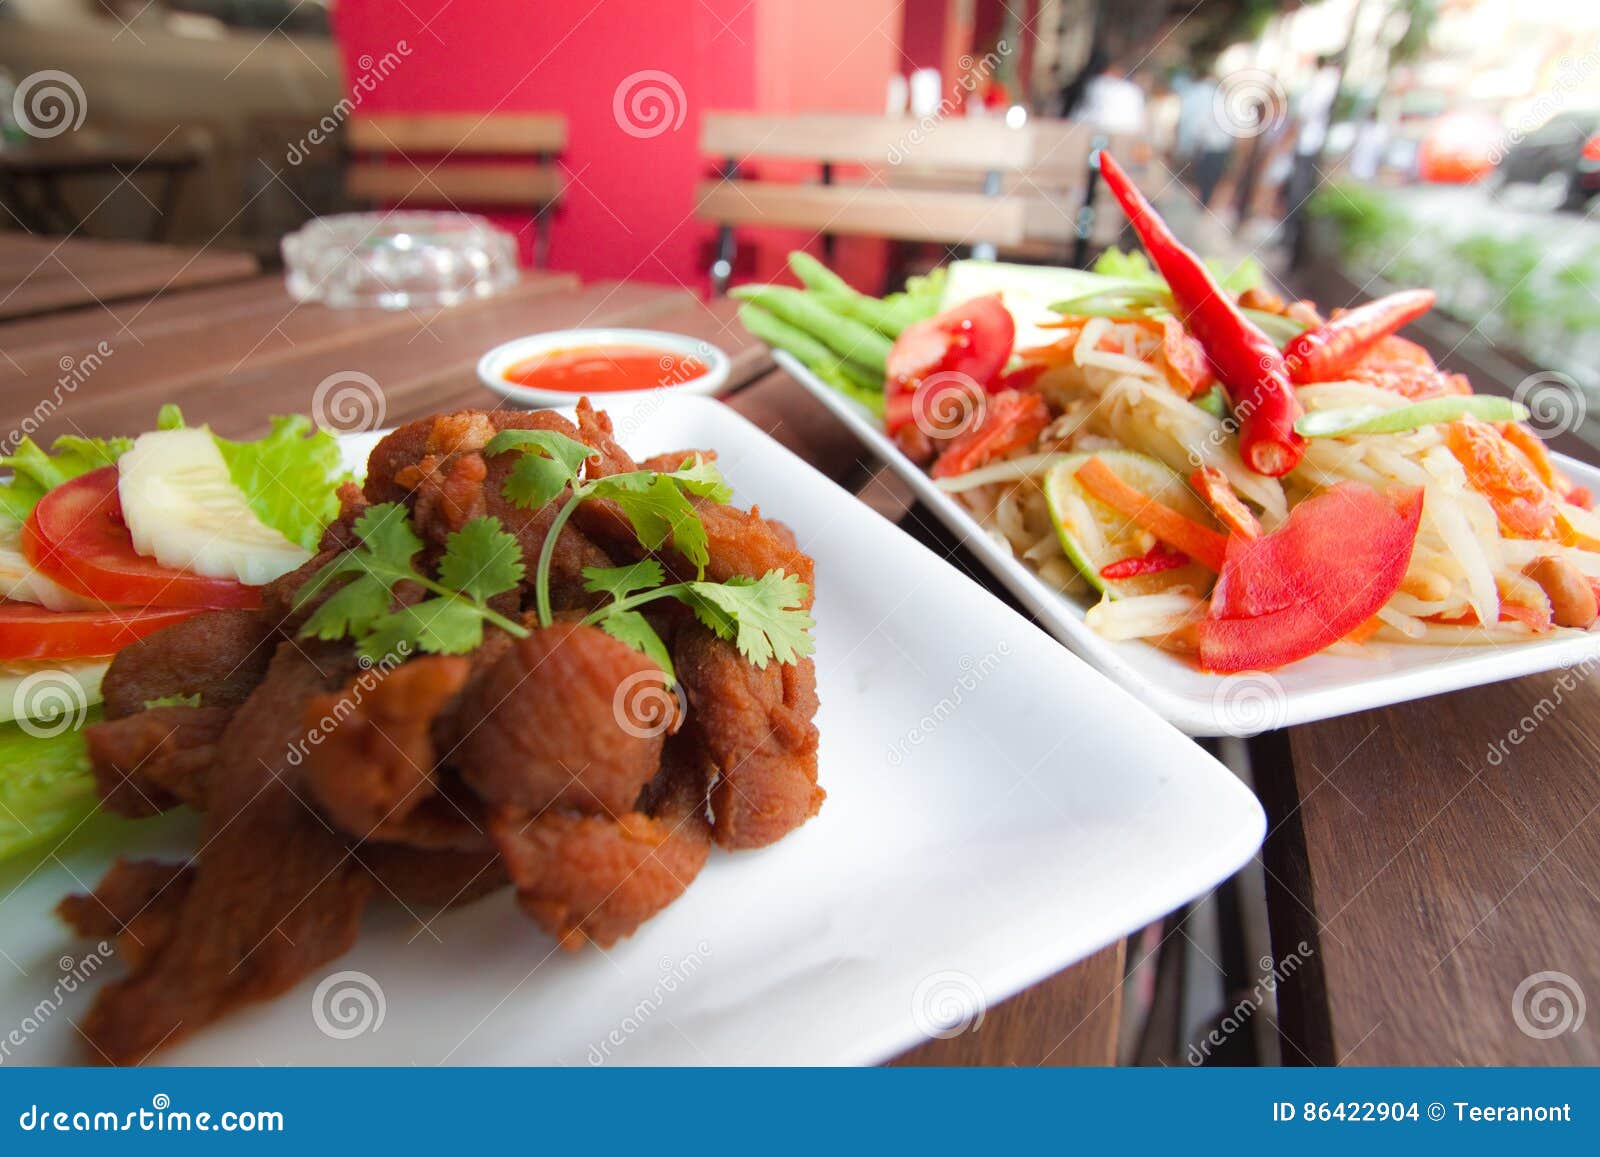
[345,113,566,263]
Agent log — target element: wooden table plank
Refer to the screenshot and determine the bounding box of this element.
[1264,672,1600,1066]
[0,273,579,402]
[0,235,259,320]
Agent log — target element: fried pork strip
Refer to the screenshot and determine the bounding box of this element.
[65,643,372,1065]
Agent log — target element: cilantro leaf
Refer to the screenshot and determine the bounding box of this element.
[582,560,666,601]
[685,572,814,667]
[438,517,524,603]
[486,429,595,511]
[360,598,487,662]
[296,502,528,660]
[591,473,710,575]
[593,608,675,681]
[660,457,733,503]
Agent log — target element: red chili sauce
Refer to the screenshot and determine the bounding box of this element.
[502,344,707,393]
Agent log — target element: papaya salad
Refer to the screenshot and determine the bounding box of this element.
[737,151,1600,674]
[0,407,346,860]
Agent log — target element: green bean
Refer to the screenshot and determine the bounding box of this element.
[737,305,885,416]
[730,284,892,374]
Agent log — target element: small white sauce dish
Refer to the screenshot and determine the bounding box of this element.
[476,327,731,408]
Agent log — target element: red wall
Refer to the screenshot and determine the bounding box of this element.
[332,0,900,292]
[331,0,757,287]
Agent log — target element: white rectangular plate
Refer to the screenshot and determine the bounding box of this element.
[776,350,1600,736]
[0,396,1261,1066]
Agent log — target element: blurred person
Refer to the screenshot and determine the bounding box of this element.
[1347,119,1389,182]
[1077,61,1147,137]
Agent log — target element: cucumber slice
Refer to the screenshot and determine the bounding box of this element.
[1041,450,1217,599]
[118,427,311,585]
[0,659,109,727]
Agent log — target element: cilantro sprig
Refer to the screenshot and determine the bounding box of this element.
[290,431,815,678]
[485,429,732,626]
[489,431,814,678]
[293,502,527,662]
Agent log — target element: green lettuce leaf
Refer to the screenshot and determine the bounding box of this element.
[214,415,346,551]
[0,435,131,521]
[0,711,100,863]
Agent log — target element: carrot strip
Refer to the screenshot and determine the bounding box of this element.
[1075,456,1230,572]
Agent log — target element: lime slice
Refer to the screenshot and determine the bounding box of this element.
[1041,450,1217,599]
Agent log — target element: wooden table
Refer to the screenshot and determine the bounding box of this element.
[14,252,1591,1069]
[0,233,259,322]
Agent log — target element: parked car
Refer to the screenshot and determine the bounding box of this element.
[1494,109,1600,211]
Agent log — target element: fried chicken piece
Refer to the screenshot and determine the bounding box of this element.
[66,643,372,1066]
[363,407,618,613]
[488,741,711,950]
[454,623,668,817]
[299,656,471,840]
[572,396,639,475]
[354,843,508,910]
[85,706,232,817]
[58,859,194,974]
[675,626,822,849]
[100,610,275,719]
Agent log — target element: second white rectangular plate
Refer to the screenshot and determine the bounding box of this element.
[777,349,1600,736]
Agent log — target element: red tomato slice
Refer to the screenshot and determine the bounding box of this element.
[1200,483,1422,673]
[885,295,1015,434]
[0,602,201,660]
[22,466,261,610]
[929,390,1051,479]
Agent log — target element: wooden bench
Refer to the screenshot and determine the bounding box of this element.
[345,113,566,265]
[695,112,1134,292]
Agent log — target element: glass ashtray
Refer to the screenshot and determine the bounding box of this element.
[282,212,519,310]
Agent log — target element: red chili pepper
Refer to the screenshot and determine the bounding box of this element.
[1096,151,1305,477]
[1099,543,1190,580]
[1282,289,1436,384]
